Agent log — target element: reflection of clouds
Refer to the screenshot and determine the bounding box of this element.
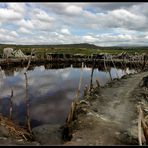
[0,85,11,98]
[66,91,76,100]
[34,65,45,71]
[30,90,73,124]
[0,65,137,126]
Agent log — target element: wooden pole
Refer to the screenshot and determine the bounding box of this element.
[84,85,88,97]
[23,49,34,134]
[25,49,35,71]
[138,105,142,146]
[75,62,84,100]
[96,79,100,88]
[140,106,148,144]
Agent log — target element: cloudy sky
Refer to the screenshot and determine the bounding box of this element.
[0,2,148,46]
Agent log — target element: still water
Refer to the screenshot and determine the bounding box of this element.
[0,64,136,127]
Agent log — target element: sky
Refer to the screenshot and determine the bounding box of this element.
[0,2,148,46]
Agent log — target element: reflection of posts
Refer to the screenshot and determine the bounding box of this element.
[108,67,113,81]
[90,58,96,91]
[110,56,119,79]
[24,72,32,134]
[9,88,13,120]
[103,55,107,72]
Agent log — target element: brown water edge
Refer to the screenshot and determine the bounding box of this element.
[0,57,145,71]
[0,59,141,72]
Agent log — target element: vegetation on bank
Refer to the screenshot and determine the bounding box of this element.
[0,43,148,57]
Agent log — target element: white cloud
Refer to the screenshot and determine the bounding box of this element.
[0,8,22,22]
[18,27,30,34]
[32,8,55,22]
[11,31,19,37]
[61,28,70,35]
[64,5,83,15]
[0,3,148,46]
[83,35,97,42]
[17,19,34,30]
[7,3,26,14]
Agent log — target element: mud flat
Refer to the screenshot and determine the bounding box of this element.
[64,71,148,146]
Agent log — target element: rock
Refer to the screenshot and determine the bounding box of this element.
[32,124,63,145]
[0,125,10,138]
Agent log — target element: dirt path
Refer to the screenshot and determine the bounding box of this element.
[64,71,148,145]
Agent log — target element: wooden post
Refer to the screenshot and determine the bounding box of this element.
[66,100,77,124]
[84,85,88,97]
[96,79,100,88]
[25,49,35,71]
[75,62,84,100]
[138,105,142,146]
[23,49,34,134]
[139,106,148,145]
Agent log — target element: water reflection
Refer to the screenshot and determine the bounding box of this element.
[0,64,136,127]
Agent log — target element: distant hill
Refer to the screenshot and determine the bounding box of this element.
[0,43,100,49]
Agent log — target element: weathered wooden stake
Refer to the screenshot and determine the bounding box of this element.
[25,49,35,71]
[96,79,100,88]
[84,85,88,97]
[139,106,148,144]
[23,49,34,134]
[66,100,77,124]
[75,62,84,100]
[138,105,142,146]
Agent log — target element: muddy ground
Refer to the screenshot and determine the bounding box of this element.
[64,71,148,146]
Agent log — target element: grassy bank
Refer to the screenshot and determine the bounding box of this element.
[0,43,148,57]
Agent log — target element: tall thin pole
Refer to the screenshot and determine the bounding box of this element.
[24,48,34,134]
[75,62,84,100]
